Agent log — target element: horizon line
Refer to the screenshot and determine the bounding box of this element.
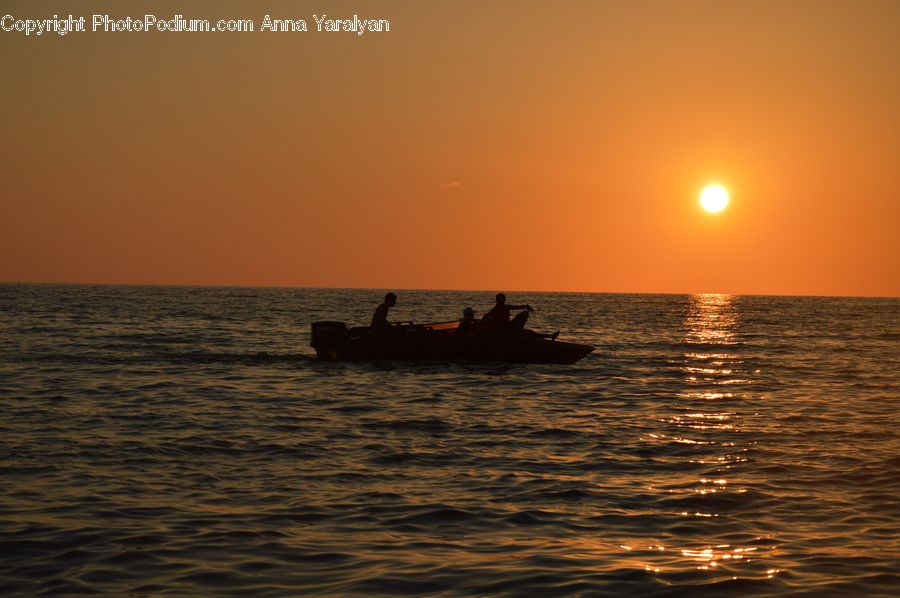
[1,280,897,300]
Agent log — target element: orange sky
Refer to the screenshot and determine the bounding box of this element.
[2,0,898,296]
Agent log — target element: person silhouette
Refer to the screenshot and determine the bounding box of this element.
[483,293,533,330]
[482,293,559,339]
[458,307,477,335]
[371,292,397,332]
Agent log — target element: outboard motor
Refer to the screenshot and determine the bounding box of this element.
[311,321,348,360]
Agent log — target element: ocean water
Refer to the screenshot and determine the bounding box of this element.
[1,284,898,596]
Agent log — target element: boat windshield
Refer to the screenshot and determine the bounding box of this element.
[422,321,460,331]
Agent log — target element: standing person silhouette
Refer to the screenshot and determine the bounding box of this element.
[371,292,397,332]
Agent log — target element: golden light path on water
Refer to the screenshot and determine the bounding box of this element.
[680,295,774,576]
[616,294,780,580]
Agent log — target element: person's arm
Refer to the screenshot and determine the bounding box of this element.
[508,304,534,312]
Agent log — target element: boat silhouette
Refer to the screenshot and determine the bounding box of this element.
[311,320,594,364]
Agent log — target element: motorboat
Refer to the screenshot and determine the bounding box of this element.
[310,320,594,364]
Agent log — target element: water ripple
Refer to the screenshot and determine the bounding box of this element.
[0,285,898,595]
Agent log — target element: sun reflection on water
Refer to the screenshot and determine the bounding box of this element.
[679,294,746,399]
[636,294,776,580]
[682,544,759,570]
[684,294,739,346]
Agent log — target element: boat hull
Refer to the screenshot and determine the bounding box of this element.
[310,321,594,364]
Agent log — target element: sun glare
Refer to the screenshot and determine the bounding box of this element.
[700,185,730,213]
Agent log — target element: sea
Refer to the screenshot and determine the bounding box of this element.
[1,284,898,596]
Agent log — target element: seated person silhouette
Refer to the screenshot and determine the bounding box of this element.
[371,292,397,333]
[482,293,559,339]
[458,307,477,335]
[482,293,532,330]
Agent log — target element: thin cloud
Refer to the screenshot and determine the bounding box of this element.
[440,181,463,189]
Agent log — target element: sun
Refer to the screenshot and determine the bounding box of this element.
[700,185,729,213]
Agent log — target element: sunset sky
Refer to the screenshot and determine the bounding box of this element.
[2,0,899,296]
